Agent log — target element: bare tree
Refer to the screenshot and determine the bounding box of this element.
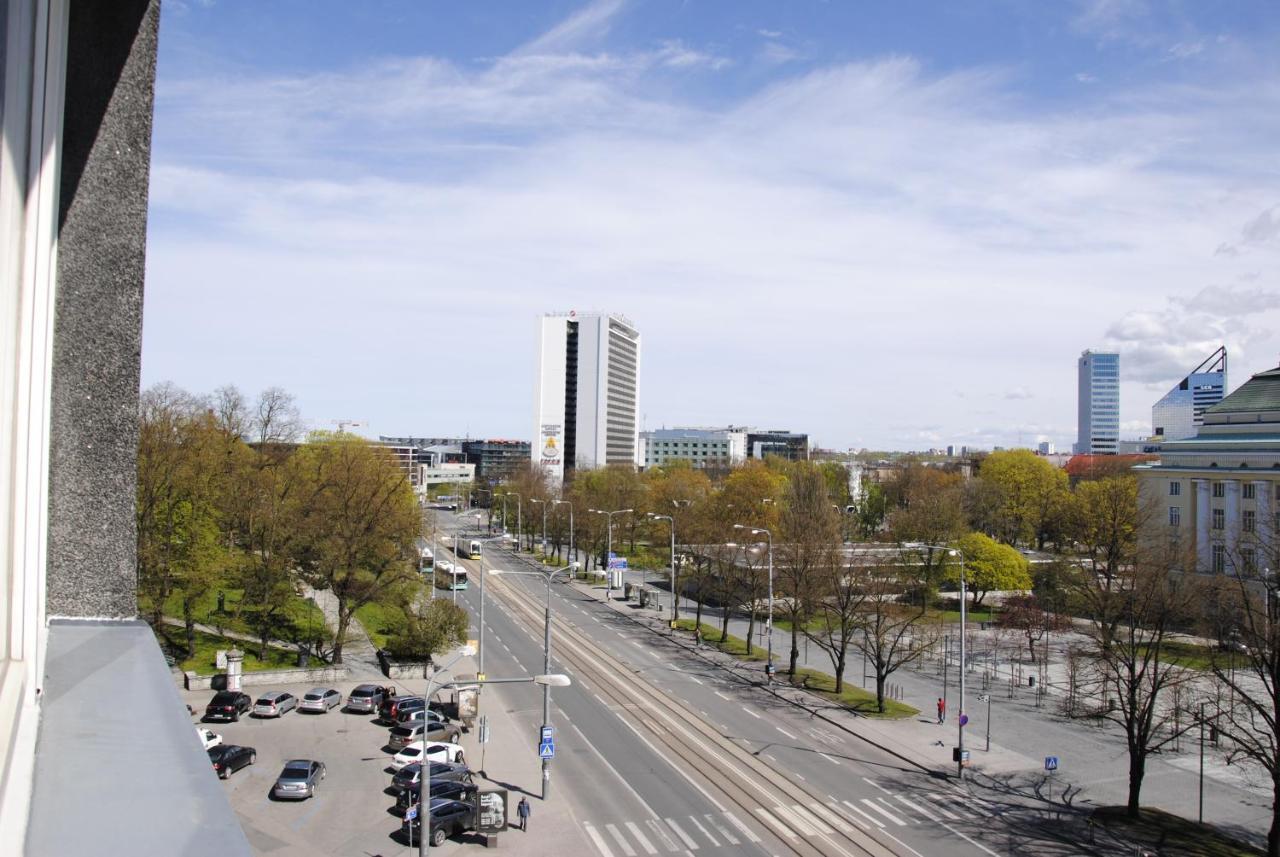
[850,555,936,711]
[806,546,869,695]
[779,463,840,676]
[211,384,250,440]
[254,386,302,445]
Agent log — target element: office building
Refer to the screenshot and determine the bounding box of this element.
[641,427,748,469]
[1152,347,1227,442]
[463,439,532,485]
[534,312,641,480]
[1137,364,1280,574]
[1037,441,1056,456]
[1077,350,1120,455]
[746,430,809,461]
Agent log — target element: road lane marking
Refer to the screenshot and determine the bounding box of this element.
[771,805,815,836]
[645,819,679,852]
[584,824,615,857]
[880,797,917,824]
[606,823,637,857]
[789,804,833,835]
[862,777,892,795]
[840,800,885,828]
[922,795,960,819]
[663,818,698,850]
[807,803,854,834]
[895,795,941,822]
[825,801,870,831]
[710,813,745,845]
[688,815,719,847]
[714,692,732,701]
[939,821,1003,857]
[745,709,762,719]
[625,821,658,854]
[860,799,906,826]
[753,808,797,840]
[775,726,796,740]
[819,752,841,765]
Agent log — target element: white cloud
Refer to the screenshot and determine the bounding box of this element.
[1075,72,1099,84]
[517,0,626,56]
[1166,40,1205,60]
[1004,388,1035,400]
[758,29,782,39]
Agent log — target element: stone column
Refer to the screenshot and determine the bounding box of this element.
[1194,479,1211,573]
[1257,481,1275,563]
[1225,480,1242,568]
[226,649,244,693]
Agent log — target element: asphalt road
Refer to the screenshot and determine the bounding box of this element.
[443,516,1095,857]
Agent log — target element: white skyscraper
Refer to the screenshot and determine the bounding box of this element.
[533,312,641,481]
[1077,350,1120,455]
[1152,347,1227,442]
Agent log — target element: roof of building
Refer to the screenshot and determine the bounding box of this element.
[1205,366,1280,415]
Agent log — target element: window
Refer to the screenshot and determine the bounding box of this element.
[1244,510,1256,533]
[1244,483,1256,500]
[1212,509,1225,530]
[1213,482,1225,498]
[1242,548,1257,574]
[1168,506,1181,527]
[1169,482,1181,496]
[1212,544,1226,573]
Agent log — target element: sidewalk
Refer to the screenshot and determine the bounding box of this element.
[303,585,382,678]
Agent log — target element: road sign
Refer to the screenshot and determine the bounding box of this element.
[478,715,490,745]
[540,726,554,742]
[538,740,555,759]
[959,714,969,727]
[608,556,628,570]
[405,805,418,822]
[1045,756,1059,771]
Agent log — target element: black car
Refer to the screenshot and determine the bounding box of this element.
[402,798,475,847]
[208,744,256,779]
[395,777,477,811]
[379,694,423,724]
[391,761,472,795]
[204,691,252,722]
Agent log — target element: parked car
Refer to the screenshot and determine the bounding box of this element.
[253,691,297,718]
[391,762,472,795]
[395,776,477,811]
[379,694,423,724]
[208,744,256,779]
[391,741,465,771]
[388,723,427,751]
[397,706,449,726]
[204,690,251,722]
[401,798,476,848]
[272,759,326,800]
[299,688,342,713]
[197,727,223,750]
[347,683,389,713]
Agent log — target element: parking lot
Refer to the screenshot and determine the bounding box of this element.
[181,681,489,855]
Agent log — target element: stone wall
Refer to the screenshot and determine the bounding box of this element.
[180,665,349,692]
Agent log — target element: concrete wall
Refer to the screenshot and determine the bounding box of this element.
[181,665,350,692]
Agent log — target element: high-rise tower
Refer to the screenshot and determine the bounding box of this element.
[1152,347,1227,442]
[1077,350,1120,455]
[534,312,641,481]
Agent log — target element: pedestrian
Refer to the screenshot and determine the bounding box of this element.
[517,796,531,832]
[695,627,702,649]
[937,697,946,724]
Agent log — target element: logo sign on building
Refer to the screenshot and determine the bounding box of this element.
[539,424,563,468]
[474,789,508,835]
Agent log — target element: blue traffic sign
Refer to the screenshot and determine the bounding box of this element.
[538,741,555,759]
[405,805,418,822]
[541,726,554,742]
[1045,756,1059,771]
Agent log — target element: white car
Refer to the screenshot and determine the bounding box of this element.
[299,688,342,713]
[197,727,223,750]
[390,741,465,771]
[436,560,454,574]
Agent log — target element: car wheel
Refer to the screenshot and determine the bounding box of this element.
[232,711,240,722]
[248,752,256,765]
[220,766,230,780]
[431,827,447,847]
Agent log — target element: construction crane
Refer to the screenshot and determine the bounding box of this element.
[327,419,366,435]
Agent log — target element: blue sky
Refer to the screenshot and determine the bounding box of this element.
[143,1,1280,451]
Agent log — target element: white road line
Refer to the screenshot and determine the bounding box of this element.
[922,796,960,820]
[625,821,658,855]
[894,795,941,822]
[584,824,615,857]
[592,692,609,708]
[775,726,796,740]
[940,792,993,817]
[840,800,885,828]
[714,812,749,845]
[753,808,797,840]
[880,797,918,824]
[714,692,732,701]
[860,799,907,826]
[606,823,637,857]
[789,804,833,835]
[688,815,720,847]
[745,708,762,719]
[807,803,854,834]
[645,819,679,853]
[825,801,870,831]
[940,821,1003,857]
[771,805,815,836]
[631,641,644,649]
[687,675,703,685]
[612,705,728,813]
[862,777,893,795]
[664,818,698,850]
[819,752,841,765]
[794,773,806,781]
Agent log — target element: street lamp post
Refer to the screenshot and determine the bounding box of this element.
[419,669,569,855]
[467,529,507,682]
[588,508,632,599]
[488,563,579,799]
[648,513,677,626]
[530,498,548,559]
[732,524,774,681]
[554,500,574,570]
[417,644,476,857]
[922,544,968,778]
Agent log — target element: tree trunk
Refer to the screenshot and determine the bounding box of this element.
[746,608,756,658]
[1126,746,1146,818]
[833,649,846,695]
[183,603,197,661]
[695,597,703,631]
[333,607,349,665]
[875,671,886,713]
[1270,768,1280,857]
[1027,636,1038,664]
[789,620,800,677]
[719,602,730,643]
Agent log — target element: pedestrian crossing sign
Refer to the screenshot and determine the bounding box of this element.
[539,740,555,759]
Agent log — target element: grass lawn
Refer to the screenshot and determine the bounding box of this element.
[1138,641,1217,671]
[927,607,998,625]
[353,600,407,650]
[1090,806,1262,856]
[674,619,918,719]
[154,626,298,675]
[144,584,329,643]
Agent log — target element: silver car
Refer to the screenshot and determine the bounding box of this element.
[388,723,426,751]
[299,688,342,713]
[346,683,385,713]
[272,759,325,800]
[252,691,297,718]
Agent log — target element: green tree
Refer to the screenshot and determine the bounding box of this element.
[779,462,839,677]
[385,598,469,660]
[1068,474,1140,590]
[978,449,1069,549]
[950,532,1031,610]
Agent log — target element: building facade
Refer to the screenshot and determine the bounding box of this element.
[1137,365,1280,575]
[1077,350,1120,455]
[1152,346,1227,443]
[533,312,641,480]
[463,439,532,485]
[746,430,809,461]
[641,427,747,469]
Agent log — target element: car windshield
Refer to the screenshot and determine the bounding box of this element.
[390,727,414,737]
[351,688,373,697]
[210,693,237,704]
[397,763,421,778]
[303,694,321,700]
[255,696,276,705]
[399,747,421,758]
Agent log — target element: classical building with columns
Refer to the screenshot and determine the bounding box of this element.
[1136,365,1280,575]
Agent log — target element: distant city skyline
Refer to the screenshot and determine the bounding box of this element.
[140,1,1280,451]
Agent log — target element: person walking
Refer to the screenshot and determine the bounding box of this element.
[937,697,946,724]
[517,796,531,832]
[695,627,703,649]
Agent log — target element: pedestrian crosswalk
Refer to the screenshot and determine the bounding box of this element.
[582,788,996,856]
